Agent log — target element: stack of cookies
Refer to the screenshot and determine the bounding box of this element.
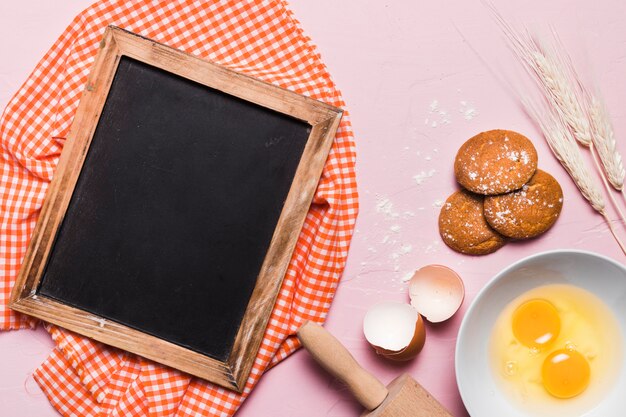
[439,129,563,255]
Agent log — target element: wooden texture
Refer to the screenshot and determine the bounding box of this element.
[363,374,453,417]
[297,321,389,411]
[297,322,452,417]
[9,26,342,392]
[37,56,312,362]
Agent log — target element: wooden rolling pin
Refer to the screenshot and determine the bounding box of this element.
[297,321,453,417]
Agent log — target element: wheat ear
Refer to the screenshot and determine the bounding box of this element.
[486,3,593,146]
[534,40,626,223]
[486,3,626,226]
[523,97,626,255]
[588,95,626,193]
[547,35,626,216]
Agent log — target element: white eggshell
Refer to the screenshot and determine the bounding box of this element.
[409,264,464,323]
[363,301,422,353]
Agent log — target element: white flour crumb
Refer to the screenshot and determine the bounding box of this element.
[459,100,479,121]
[521,150,530,164]
[390,243,413,263]
[375,196,400,220]
[398,244,412,255]
[428,100,452,128]
[402,271,415,282]
[382,235,390,244]
[433,199,444,208]
[413,169,437,185]
[403,211,416,218]
[390,224,401,233]
[439,110,451,125]
[424,240,440,253]
[425,155,432,161]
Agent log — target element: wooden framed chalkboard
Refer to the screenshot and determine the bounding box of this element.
[9,26,342,392]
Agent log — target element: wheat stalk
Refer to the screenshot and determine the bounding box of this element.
[523,98,603,212]
[588,95,625,191]
[485,3,593,146]
[513,29,626,224]
[523,97,626,255]
[484,1,626,252]
[531,36,626,224]
[548,32,626,201]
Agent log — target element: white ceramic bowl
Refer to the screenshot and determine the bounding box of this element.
[456,250,626,417]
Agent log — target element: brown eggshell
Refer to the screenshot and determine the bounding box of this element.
[373,313,426,361]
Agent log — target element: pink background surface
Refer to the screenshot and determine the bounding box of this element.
[2,1,626,416]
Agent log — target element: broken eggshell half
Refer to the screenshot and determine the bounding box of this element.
[409,264,464,323]
[363,301,426,361]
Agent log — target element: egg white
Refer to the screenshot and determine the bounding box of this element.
[489,284,622,416]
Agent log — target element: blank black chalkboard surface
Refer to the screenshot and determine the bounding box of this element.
[10,26,342,392]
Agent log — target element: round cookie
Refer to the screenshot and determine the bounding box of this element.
[454,129,538,195]
[484,169,563,239]
[438,190,506,255]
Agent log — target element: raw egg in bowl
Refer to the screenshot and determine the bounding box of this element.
[456,250,626,417]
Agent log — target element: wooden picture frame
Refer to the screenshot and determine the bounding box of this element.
[9,26,342,392]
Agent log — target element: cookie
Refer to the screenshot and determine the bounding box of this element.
[438,190,506,255]
[484,169,563,239]
[454,130,538,195]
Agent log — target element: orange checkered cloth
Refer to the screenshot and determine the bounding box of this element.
[0,1,358,416]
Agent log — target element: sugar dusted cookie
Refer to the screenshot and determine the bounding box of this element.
[454,130,538,195]
[438,190,506,255]
[484,169,563,239]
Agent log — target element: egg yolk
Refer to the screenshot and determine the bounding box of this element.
[512,299,560,348]
[542,349,590,398]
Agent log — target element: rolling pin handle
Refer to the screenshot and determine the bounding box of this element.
[297,321,389,411]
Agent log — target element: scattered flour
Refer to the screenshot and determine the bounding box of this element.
[425,99,479,128]
[413,169,437,185]
[390,244,413,272]
[375,196,400,220]
[398,244,412,255]
[433,199,444,208]
[402,271,415,282]
[427,99,451,128]
[424,240,440,254]
[459,100,479,121]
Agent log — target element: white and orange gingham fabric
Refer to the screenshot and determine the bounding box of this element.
[0,1,358,416]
